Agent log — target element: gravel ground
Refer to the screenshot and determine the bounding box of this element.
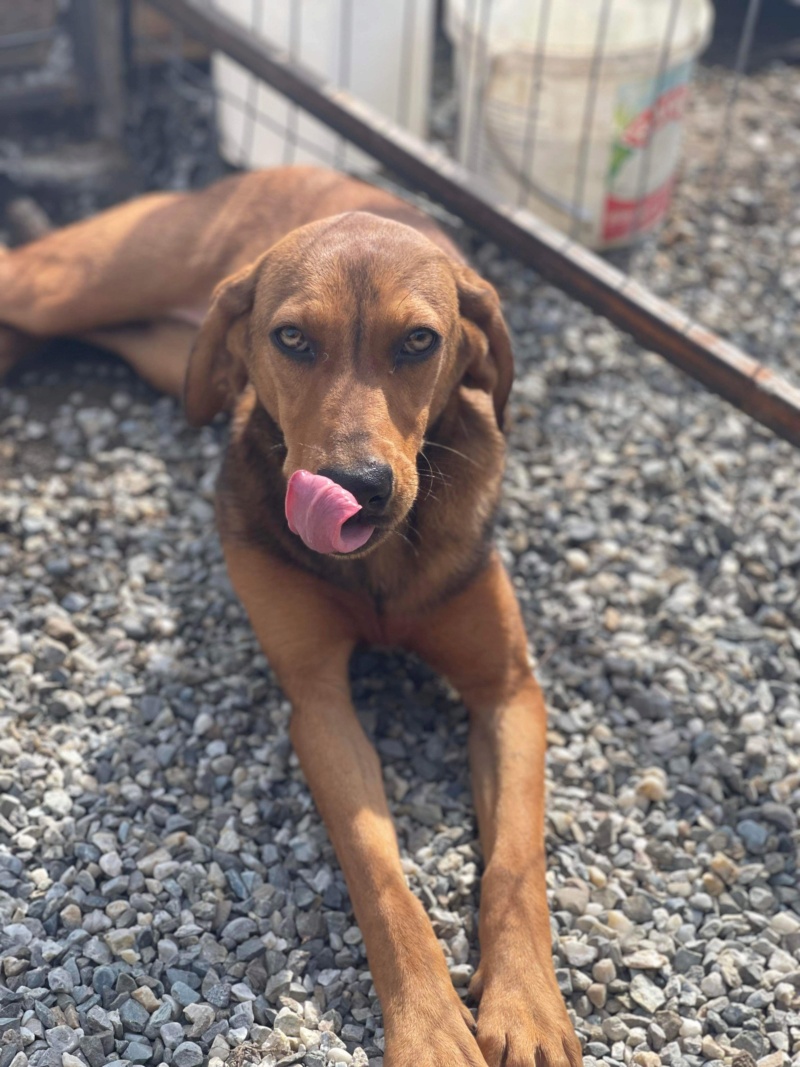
[1,62,800,1067]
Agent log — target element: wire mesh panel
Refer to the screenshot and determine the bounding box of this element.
[210,0,435,173]
[440,0,800,385]
[631,0,800,378]
[443,0,712,248]
[132,0,799,399]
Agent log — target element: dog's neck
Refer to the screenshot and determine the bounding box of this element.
[216,387,506,621]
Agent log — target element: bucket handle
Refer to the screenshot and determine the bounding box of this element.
[477,52,594,226]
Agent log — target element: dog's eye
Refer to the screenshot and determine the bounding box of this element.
[400,328,439,359]
[273,326,311,356]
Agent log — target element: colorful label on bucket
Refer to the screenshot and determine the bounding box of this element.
[603,61,692,243]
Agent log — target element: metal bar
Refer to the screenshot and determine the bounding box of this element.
[397,0,417,131]
[515,0,552,209]
[89,0,127,142]
[215,85,345,166]
[0,28,57,49]
[570,0,612,239]
[282,0,302,166]
[0,81,79,114]
[69,0,101,108]
[690,0,763,319]
[334,0,354,169]
[146,0,800,449]
[630,0,682,240]
[459,0,481,172]
[464,0,493,174]
[239,0,264,166]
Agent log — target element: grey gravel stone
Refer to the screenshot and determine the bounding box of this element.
[44,1027,80,1053]
[737,819,769,854]
[119,997,150,1034]
[563,942,598,967]
[204,983,231,1009]
[46,967,74,994]
[125,1041,153,1064]
[183,1002,215,1038]
[170,982,200,1008]
[624,949,668,970]
[173,1041,204,1066]
[701,972,727,998]
[630,975,666,1013]
[160,1021,184,1049]
[731,1032,766,1059]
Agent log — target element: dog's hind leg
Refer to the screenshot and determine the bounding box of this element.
[80,319,196,398]
[0,315,194,399]
[0,193,216,391]
[0,192,215,342]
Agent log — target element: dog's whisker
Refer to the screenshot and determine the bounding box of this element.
[423,439,482,468]
[419,447,450,481]
[424,457,452,491]
[429,457,451,486]
[387,526,419,556]
[417,451,447,503]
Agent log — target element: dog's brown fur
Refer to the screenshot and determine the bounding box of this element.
[0,166,581,1067]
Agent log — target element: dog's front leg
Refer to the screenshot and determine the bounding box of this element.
[224,543,488,1067]
[410,553,583,1067]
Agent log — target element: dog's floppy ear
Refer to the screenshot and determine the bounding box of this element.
[455,264,514,430]
[183,259,262,427]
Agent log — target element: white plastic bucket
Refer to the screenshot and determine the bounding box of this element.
[212,0,435,174]
[446,0,715,249]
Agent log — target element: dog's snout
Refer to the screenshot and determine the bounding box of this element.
[319,463,394,514]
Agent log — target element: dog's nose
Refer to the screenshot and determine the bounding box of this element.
[319,463,394,514]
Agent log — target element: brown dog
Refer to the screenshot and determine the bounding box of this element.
[0,166,581,1067]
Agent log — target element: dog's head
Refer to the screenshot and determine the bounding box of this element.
[184,212,512,557]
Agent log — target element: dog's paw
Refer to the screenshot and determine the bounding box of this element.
[383,995,488,1067]
[470,968,582,1067]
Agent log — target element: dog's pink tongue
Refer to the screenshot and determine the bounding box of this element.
[286,470,375,554]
